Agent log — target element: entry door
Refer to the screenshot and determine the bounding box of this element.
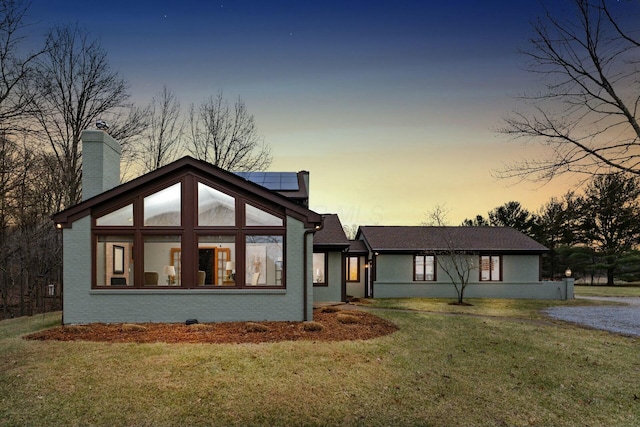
[198,247,231,285]
[215,248,230,285]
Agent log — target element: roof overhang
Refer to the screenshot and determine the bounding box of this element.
[53,157,322,229]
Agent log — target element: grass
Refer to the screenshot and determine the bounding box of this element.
[1,305,640,426]
[366,296,606,319]
[575,284,640,297]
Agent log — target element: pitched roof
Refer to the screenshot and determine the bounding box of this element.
[53,156,322,228]
[347,239,368,254]
[234,171,309,206]
[358,226,548,253]
[313,214,350,248]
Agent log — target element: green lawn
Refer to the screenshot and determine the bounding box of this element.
[575,284,640,297]
[365,296,606,319]
[1,305,639,427]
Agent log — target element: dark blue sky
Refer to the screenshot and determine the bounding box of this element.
[24,1,640,225]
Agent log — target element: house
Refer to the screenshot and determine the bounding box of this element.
[311,215,372,302]
[312,214,350,303]
[356,226,573,300]
[53,130,322,324]
[53,130,572,325]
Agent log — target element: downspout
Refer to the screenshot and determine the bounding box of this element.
[341,247,348,303]
[303,221,323,321]
[370,252,378,298]
[56,225,64,325]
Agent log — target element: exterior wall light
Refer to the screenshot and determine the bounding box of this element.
[565,268,572,278]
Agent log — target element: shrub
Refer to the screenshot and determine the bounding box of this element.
[188,323,214,332]
[336,313,360,324]
[246,322,269,333]
[302,321,324,332]
[119,323,148,332]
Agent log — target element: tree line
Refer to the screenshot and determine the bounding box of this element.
[0,0,271,319]
[462,173,640,285]
[2,0,639,316]
[475,0,640,286]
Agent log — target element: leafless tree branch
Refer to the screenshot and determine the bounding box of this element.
[187,92,272,172]
[498,0,640,181]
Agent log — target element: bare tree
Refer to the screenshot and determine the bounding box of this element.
[139,86,182,173]
[30,24,131,208]
[0,134,19,317]
[0,0,43,135]
[0,137,62,318]
[187,92,271,171]
[100,105,150,183]
[499,0,640,181]
[424,206,477,305]
[342,224,359,240]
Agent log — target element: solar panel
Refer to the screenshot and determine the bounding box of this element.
[235,172,299,191]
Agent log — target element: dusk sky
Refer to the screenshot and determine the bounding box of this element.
[26,1,638,227]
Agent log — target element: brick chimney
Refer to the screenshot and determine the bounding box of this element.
[81,129,121,201]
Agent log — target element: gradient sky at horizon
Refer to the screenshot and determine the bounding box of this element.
[26,1,639,226]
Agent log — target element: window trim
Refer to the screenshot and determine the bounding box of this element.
[312,251,328,287]
[95,203,134,227]
[413,254,436,282]
[91,174,288,290]
[479,255,502,282]
[346,256,360,282]
[93,233,135,287]
[244,201,285,227]
[142,181,182,227]
[244,234,285,287]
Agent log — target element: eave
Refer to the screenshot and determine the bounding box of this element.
[53,157,322,229]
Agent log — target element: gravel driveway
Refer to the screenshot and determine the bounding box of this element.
[544,297,640,337]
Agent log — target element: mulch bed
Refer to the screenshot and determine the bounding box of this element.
[24,308,398,344]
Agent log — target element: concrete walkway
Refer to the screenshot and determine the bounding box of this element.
[544,297,640,338]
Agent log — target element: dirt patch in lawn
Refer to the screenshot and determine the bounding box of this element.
[24,308,398,344]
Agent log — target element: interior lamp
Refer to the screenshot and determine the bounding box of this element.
[225,262,234,281]
[163,265,176,285]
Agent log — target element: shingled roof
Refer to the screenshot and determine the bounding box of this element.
[358,226,548,253]
[348,239,368,254]
[314,214,350,248]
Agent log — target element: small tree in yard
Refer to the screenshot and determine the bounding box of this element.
[425,207,478,305]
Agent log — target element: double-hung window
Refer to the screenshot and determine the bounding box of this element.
[480,255,501,281]
[414,255,436,281]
